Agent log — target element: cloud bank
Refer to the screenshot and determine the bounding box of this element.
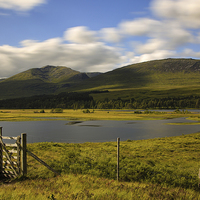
[0,36,123,77]
[0,0,200,78]
[0,0,47,11]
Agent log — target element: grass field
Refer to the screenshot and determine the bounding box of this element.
[0,109,199,122]
[1,108,200,199]
[1,132,200,199]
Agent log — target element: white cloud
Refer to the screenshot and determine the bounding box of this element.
[117,10,195,57]
[119,18,161,36]
[0,0,47,11]
[130,50,176,64]
[1,0,200,78]
[150,21,193,49]
[99,28,122,43]
[181,48,200,58]
[151,0,200,28]
[0,34,123,77]
[64,26,98,44]
[135,39,167,54]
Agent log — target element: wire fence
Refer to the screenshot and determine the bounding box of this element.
[1,129,199,190]
[25,137,200,190]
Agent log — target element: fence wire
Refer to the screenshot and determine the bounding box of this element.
[7,133,199,190]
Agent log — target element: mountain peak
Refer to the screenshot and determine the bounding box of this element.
[5,65,80,83]
[1,58,200,100]
[41,65,57,70]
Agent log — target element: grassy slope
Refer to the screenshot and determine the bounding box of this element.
[5,66,80,83]
[1,58,200,100]
[68,58,200,101]
[0,66,87,99]
[1,132,200,199]
[0,79,58,99]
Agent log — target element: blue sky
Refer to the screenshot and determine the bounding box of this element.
[0,0,200,78]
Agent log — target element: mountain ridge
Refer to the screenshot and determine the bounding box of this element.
[1,58,200,100]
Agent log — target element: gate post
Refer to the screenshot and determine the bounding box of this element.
[21,133,27,176]
[17,136,21,174]
[117,137,120,181]
[0,127,2,176]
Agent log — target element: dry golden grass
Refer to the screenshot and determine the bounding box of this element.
[0,109,197,121]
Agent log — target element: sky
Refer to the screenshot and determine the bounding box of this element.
[1,0,200,78]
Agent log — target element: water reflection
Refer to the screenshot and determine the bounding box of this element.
[0,118,200,143]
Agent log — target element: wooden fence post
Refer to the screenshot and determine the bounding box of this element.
[117,137,120,181]
[17,136,21,174]
[199,168,200,188]
[21,133,27,176]
[0,127,2,176]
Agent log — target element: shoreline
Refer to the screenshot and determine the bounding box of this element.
[0,108,200,122]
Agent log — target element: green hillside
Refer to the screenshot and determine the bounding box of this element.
[5,65,80,83]
[0,66,100,99]
[1,58,200,100]
[68,58,200,101]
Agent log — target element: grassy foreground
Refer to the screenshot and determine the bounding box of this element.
[0,109,199,121]
[1,133,200,199]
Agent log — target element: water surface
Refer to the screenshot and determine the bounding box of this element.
[1,117,200,143]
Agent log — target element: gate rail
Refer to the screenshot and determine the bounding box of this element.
[0,127,27,179]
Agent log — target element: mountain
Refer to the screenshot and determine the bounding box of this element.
[71,58,200,89]
[6,65,81,83]
[66,58,200,101]
[0,65,101,99]
[1,58,200,100]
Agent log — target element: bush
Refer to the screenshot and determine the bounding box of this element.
[134,111,142,114]
[144,110,153,114]
[83,109,90,113]
[50,108,63,113]
[40,109,45,113]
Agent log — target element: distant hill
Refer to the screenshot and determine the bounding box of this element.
[67,58,200,101]
[1,58,200,100]
[6,65,86,83]
[0,65,101,99]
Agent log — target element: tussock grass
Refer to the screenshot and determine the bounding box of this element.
[0,174,199,199]
[0,109,197,121]
[1,132,200,199]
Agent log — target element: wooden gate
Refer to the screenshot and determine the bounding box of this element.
[0,127,27,179]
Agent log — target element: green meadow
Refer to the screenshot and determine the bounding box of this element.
[1,108,200,199]
[1,132,200,199]
[0,108,199,121]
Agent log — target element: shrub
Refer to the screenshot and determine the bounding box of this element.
[83,109,90,113]
[50,108,63,113]
[134,111,142,114]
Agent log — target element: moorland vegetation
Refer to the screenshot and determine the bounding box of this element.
[1,132,200,199]
[1,58,200,102]
[1,58,200,199]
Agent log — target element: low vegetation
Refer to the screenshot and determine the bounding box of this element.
[50,108,63,113]
[1,59,200,101]
[1,132,200,199]
[0,109,199,121]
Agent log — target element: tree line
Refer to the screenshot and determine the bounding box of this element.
[0,92,200,109]
[95,96,200,109]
